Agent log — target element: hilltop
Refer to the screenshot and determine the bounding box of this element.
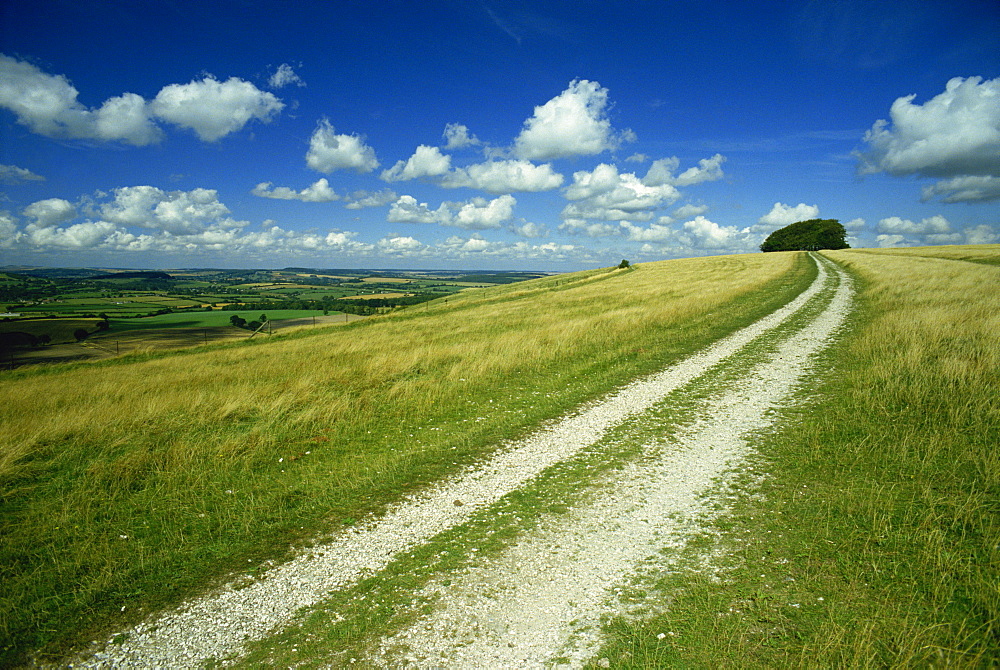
[1,247,998,667]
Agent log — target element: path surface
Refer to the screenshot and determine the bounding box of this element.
[78,254,851,668]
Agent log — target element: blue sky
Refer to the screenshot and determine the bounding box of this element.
[1,0,998,271]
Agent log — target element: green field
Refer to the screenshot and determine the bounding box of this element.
[0,252,804,664]
[107,309,332,333]
[0,318,107,346]
[1,248,997,666]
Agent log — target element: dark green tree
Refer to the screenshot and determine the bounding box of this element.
[760,218,849,252]
[229,314,247,328]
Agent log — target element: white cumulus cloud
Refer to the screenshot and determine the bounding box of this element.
[26,220,119,249]
[843,217,867,230]
[920,175,1000,204]
[269,63,305,89]
[877,215,952,235]
[673,154,727,186]
[440,160,564,193]
[386,195,450,225]
[381,145,452,182]
[871,215,998,247]
[562,163,680,221]
[442,123,481,150]
[378,234,426,256]
[23,198,76,227]
[386,194,516,229]
[680,216,749,249]
[0,55,287,145]
[673,203,709,219]
[452,194,516,230]
[559,218,620,237]
[876,234,909,248]
[0,211,23,248]
[757,202,821,229]
[306,119,379,173]
[856,76,1000,202]
[620,216,753,252]
[98,186,243,234]
[514,79,634,161]
[343,189,398,209]
[252,178,339,202]
[3,186,381,259]
[0,54,163,145]
[965,224,999,245]
[151,76,283,142]
[509,219,547,238]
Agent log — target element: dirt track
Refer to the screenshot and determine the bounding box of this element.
[77,254,852,668]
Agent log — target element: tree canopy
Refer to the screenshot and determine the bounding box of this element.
[760,218,850,252]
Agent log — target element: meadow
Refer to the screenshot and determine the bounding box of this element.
[596,245,1000,667]
[2,246,996,666]
[0,252,809,664]
[106,309,329,332]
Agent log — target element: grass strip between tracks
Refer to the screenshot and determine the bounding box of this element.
[231,255,842,668]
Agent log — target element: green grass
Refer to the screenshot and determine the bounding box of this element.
[0,253,808,666]
[0,318,107,345]
[591,247,1000,667]
[234,271,839,668]
[107,309,330,332]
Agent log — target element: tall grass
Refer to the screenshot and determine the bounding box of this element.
[594,245,1000,667]
[0,252,811,665]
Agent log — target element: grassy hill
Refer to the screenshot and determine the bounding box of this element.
[1,247,997,666]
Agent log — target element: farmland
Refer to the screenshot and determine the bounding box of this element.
[0,266,547,368]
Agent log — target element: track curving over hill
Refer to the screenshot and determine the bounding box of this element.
[77,253,852,668]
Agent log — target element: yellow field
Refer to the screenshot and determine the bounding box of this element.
[842,243,1000,264]
[340,292,412,300]
[295,273,351,279]
[360,276,412,283]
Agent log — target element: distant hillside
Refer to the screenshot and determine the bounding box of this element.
[760,218,849,252]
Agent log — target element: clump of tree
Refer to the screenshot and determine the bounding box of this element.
[760,218,849,252]
[229,314,268,331]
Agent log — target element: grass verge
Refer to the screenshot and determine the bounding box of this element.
[0,252,812,665]
[591,246,1000,667]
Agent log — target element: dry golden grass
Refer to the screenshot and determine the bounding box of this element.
[360,276,411,283]
[844,242,1000,265]
[0,252,810,664]
[1,253,801,475]
[340,291,411,299]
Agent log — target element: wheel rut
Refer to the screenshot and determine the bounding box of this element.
[78,254,851,668]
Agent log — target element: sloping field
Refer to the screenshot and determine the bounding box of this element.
[589,246,999,667]
[0,252,809,665]
[2,247,997,667]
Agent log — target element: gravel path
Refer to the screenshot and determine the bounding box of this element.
[76,254,848,668]
[375,254,852,667]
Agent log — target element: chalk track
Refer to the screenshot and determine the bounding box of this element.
[78,253,851,668]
